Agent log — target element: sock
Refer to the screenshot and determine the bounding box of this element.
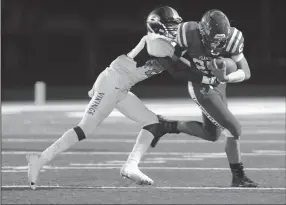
[38,128,81,168]
[225,135,245,177]
[225,136,241,164]
[162,121,180,134]
[157,115,179,134]
[230,162,244,177]
[126,129,154,166]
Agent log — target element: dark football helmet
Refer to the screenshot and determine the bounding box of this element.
[198,9,231,56]
[146,6,183,40]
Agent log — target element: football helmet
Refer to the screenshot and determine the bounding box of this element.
[198,9,231,56]
[146,6,183,40]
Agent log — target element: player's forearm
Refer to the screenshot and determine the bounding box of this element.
[226,69,246,83]
[229,55,251,82]
[173,72,217,85]
[168,58,216,84]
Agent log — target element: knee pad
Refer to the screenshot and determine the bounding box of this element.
[73,126,86,141]
[143,123,165,148]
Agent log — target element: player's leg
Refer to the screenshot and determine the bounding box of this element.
[159,83,257,187]
[218,92,241,163]
[175,113,221,142]
[188,83,257,187]
[27,70,122,189]
[161,84,226,142]
[219,92,258,187]
[116,92,163,185]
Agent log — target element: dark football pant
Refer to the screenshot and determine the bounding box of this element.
[186,82,242,140]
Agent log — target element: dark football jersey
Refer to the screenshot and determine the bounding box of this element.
[176,21,244,76]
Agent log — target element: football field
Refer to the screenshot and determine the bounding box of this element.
[1,97,286,204]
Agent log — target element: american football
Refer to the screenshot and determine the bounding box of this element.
[215,57,237,74]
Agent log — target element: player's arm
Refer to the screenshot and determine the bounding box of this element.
[170,25,219,85]
[226,29,251,83]
[165,56,219,85]
[167,44,219,85]
[230,54,251,81]
[151,37,218,85]
[166,21,218,84]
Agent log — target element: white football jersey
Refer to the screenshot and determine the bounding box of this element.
[107,33,175,89]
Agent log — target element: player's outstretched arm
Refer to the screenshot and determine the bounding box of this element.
[157,56,219,86]
[151,38,219,85]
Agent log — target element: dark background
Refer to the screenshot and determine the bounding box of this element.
[1,0,286,100]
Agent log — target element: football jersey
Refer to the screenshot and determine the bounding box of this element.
[176,21,244,76]
[108,32,175,89]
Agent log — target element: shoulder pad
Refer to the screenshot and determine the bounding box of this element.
[225,27,244,55]
[146,32,170,41]
[146,37,175,58]
[176,21,198,49]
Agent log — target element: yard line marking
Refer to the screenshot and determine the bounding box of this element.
[2,166,286,171]
[66,103,286,117]
[1,185,285,191]
[2,99,285,115]
[242,121,285,125]
[2,151,286,156]
[2,139,285,144]
[2,128,285,137]
[1,170,46,173]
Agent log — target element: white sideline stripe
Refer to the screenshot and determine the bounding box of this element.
[2,151,286,156]
[3,129,285,137]
[2,138,286,144]
[66,106,285,118]
[1,185,285,191]
[2,101,285,115]
[2,166,286,171]
[2,170,46,173]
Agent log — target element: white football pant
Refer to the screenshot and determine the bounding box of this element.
[79,68,158,136]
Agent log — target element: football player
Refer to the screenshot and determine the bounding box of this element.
[26,6,219,189]
[155,9,259,187]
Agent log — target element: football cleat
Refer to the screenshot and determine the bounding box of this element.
[231,175,259,187]
[230,163,259,187]
[26,153,41,190]
[120,164,154,185]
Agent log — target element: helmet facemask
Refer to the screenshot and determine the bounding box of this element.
[146,7,182,41]
[164,19,182,39]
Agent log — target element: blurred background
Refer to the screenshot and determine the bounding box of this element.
[2,0,286,101]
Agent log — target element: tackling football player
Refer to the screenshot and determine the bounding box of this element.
[156,9,258,187]
[26,6,219,189]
